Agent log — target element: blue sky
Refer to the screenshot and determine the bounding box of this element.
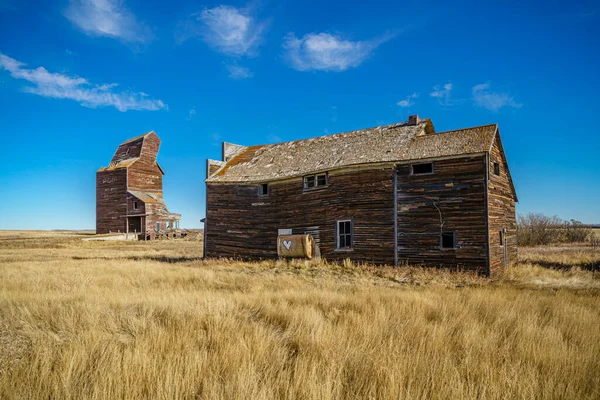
[0,0,598,229]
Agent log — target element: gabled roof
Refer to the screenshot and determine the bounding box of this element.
[127,190,165,205]
[127,190,181,220]
[120,131,156,145]
[206,120,498,183]
[97,131,164,173]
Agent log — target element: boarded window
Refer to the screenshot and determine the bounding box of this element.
[258,183,269,196]
[304,173,328,189]
[493,162,500,176]
[336,220,353,250]
[133,201,138,210]
[441,231,456,249]
[411,163,433,175]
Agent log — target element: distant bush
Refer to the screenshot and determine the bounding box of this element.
[517,213,592,246]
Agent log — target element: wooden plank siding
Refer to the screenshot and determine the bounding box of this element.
[206,167,396,264]
[487,132,517,271]
[206,156,492,272]
[396,156,489,272]
[96,169,127,234]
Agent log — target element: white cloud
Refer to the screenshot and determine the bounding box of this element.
[226,64,253,79]
[0,53,166,112]
[430,82,453,105]
[210,133,221,146]
[472,83,522,112]
[283,32,392,72]
[267,133,281,143]
[64,0,151,43]
[183,5,266,57]
[397,92,419,108]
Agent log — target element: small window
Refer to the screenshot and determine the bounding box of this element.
[156,222,160,231]
[440,231,456,249]
[316,174,327,186]
[133,201,138,210]
[258,183,269,196]
[336,220,353,250]
[499,230,504,246]
[304,173,328,189]
[493,162,500,176]
[411,163,434,175]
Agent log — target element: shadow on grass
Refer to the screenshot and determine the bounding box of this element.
[72,255,203,264]
[533,260,599,272]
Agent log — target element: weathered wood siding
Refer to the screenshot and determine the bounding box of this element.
[487,133,517,270]
[206,167,396,264]
[396,156,489,272]
[126,194,146,215]
[96,169,127,234]
[207,156,496,272]
[125,133,163,192]
[145,203,167,231]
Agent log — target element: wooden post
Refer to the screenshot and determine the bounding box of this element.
[393,166,398,267]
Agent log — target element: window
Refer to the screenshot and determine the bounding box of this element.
[440,231,456,249]
[258,183,269,196]
[156,222,160,231]
[304,172,328,189]
[499,230,504,246]
[411,162,434,175]
[493,162,500,176]
[336,220,353,250]
[133,201,138,210]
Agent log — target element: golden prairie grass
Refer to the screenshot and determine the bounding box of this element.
[0,231,599,399]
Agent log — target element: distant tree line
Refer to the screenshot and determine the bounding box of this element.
[517,213,593,246]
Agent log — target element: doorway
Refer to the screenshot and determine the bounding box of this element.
[128,217,142,233]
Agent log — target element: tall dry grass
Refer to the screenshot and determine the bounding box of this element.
[0,231,599,399]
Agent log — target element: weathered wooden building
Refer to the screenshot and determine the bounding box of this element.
[96,132,180,236]
[204,116,517,274]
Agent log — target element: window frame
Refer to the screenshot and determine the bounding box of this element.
[440,231,456,250]
[258,183,269,197]
[303,172,329,190]
[493,162,501,176]
[335,219,354,251]
[410,162,434,175]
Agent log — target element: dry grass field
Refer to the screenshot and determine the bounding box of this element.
[0,231,599,399]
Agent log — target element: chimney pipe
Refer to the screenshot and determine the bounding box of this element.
[408,115,420,125]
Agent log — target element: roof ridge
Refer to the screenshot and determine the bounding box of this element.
[120,131,155,145]
[432,123,498,136]
[248,120,418,148]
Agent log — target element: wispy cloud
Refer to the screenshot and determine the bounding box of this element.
[64,0,152,43]
[267,133,281,143]
[226,64,253,79]
[0,53,166,112]
[283,32,394,72]
[180,5,266,57]
[187,106,197,120]
[210,133,222,146]
[429,82,454,105]
[472,83,522,112]
[397,92,419,108]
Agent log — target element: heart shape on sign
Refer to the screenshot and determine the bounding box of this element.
[283,240,292,250]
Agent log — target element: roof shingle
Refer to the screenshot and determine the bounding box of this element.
[207,120,497,183]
